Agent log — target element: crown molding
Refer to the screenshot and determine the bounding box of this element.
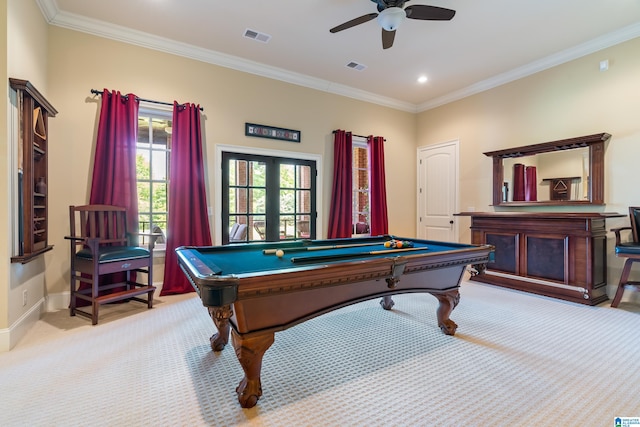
[37,0,639,114]
[38,1,417,113]
[35,0,58,22]
[417,22,640,112]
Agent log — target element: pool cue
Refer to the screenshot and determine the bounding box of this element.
[263,241,383,255]
[290,246,427,263]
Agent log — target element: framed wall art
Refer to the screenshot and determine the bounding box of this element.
[245,123,300,143]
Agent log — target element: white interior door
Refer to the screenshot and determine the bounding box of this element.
[417,141,459,242]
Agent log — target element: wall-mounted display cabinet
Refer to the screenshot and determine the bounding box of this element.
[10,78,58,263]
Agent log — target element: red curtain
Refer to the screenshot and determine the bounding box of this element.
[512,163,526,201]
[525,166,537,201]
[161,102,212,295]
[90,89,139,231]
[84,90,139,303]
[327,130,353,238]
[368,136,388,236]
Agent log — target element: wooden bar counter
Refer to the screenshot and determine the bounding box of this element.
[457,212,623,305]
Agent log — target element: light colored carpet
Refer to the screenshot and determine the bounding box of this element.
[1,281,639,427]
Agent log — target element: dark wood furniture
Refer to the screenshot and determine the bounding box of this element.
[484,133,610,206]
[176,235,493,408]
[610,207,640,307]
[65,205,157,325]
[458,212,623,305]
[542,177,581,200]
[10,78,58,263]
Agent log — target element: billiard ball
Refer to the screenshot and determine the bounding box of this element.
[275,249,285,258]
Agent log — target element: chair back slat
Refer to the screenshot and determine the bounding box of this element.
[630,206,640,243]
[69,205,130,246]
[96,211,105,238]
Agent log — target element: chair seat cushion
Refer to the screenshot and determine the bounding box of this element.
[615,243,640,255]
[77,246,150,263]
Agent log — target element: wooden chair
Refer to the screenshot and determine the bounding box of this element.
[65,205,157,324]
[253,221,266,240]
[610,206,640,307]
[297,220,310,239]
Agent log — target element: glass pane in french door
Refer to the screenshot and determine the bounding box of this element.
[279,163,313,241]
[296,214,311,239]
[249,161,266,186]
[249,188,266,214]
[229,188,247,214]
[249,215,265,241]
[296,165,311,189]
[296,189,311,214]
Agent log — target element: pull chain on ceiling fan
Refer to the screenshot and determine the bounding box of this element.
[329,0,456,49]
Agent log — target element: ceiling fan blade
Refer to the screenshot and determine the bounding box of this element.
[382,28,396,49]
[405,5,456,21]
[330,13,378,33]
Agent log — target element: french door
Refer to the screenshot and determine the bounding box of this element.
[221,152,317,244]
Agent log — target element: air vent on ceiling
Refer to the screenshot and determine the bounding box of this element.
[345,61,367,71]
[244,28,271,43]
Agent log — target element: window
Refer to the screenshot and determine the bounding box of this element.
[222,152,316,243]
[352,139,370,236]
[136,110,171,249]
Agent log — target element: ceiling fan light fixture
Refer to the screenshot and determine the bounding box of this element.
[376,7,405,31]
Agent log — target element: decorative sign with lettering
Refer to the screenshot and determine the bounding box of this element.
[245,123,300,143]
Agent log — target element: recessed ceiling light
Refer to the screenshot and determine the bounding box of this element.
[417,75,428,84]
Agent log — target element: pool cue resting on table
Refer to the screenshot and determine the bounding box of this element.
[290,246,427,263]
[263,241,383,255]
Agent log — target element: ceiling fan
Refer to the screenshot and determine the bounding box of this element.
[329,0,456,49]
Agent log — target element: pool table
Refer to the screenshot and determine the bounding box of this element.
[176,235,493,408]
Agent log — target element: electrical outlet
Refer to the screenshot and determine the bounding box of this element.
[23,289,28,307]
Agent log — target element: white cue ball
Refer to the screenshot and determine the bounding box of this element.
[275,249,285,258]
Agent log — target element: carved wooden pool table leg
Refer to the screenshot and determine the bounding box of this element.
[208,305,233,351]
[232,330,275,408]
[434,289,460,336]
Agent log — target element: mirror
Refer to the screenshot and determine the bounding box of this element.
[484,133,609,206]
[502,148,589,203]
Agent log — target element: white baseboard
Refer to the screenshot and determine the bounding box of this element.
[0,297,46,352]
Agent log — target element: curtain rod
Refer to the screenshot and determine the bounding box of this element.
[90,89,203,111]
[332,130,385,141]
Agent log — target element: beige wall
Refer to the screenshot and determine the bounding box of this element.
[0,0,8,334]
[417,36,640,290]
[1,0,50,344]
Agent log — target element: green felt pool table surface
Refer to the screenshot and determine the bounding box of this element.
[177,235,476,277]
